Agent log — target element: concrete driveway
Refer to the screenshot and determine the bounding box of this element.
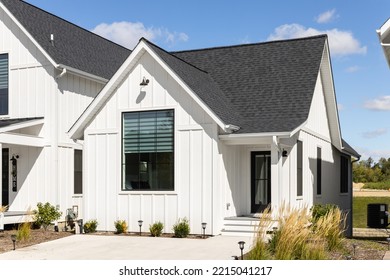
[0,234,253,260]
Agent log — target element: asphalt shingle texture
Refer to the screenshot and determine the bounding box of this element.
[1,0,131,80]
[173,35,327,134]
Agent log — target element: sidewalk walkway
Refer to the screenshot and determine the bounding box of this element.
[0,234,254,260]
[383,251,390,260]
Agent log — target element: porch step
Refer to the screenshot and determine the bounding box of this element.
[221,216,279,237]
[221,216,261,237]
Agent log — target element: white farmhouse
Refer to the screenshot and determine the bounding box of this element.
[1,0,359,236]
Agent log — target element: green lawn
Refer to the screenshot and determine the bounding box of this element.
[353,197,390,228]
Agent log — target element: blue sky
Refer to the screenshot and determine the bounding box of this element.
[27,0,390,161]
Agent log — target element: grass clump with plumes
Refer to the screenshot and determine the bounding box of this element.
[247,203,346,260]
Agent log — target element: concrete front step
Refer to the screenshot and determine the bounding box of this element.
[221,216,265,237]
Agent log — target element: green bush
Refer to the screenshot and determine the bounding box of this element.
[83,219,98,233]
[362,181,390,190]
[310,204,337,223]
[114,220,128,234]
[33,202,62,231]
[149,221,164,237]
[173,218,190,238]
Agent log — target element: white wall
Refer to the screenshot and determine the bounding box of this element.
[0,8,103,218]
[83,51,219,234]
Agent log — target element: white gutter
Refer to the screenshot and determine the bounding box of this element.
[55,68,67,80]
[224,124,240,133]
[56,64,108,84]
[219,131,290,140]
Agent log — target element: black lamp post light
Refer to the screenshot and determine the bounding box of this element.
[352,243,357,258]
[387,236,390,250]
[201,222,207,239]
[138,220,143,236]
[238,241,245,260]
[10,234,16,250]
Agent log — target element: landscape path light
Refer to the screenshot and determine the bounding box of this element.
[138,220,143,236]
[11,234,16,250]
[201,222,207,239]
[238,241,245,260]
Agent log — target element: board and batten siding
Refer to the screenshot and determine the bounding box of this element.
[83,52,219,234]
[0,7,104,216]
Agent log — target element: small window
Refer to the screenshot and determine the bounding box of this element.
[122,110,174,191]
[297,140,303,197]
[0,54,9,115]
[340,155,349,193]
[317,147,322,195]
[74,150,82,194]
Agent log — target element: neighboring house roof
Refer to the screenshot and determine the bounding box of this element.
[0,0,131,80]
[377,18,390,67]
[172,35,326,134]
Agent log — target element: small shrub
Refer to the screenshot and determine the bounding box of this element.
[114,220,128,234]
[17,222,31,242]
[84,219,98,233]
[173,218,190,238]
[311,204,337,223]
[33,202,62,231]
[149,221,164,237]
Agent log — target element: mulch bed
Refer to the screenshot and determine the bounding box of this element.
[0,229,73,254]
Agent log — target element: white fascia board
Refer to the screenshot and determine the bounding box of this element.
[219,131,290,140]
[143,43,227,131]
[377,19,390,68]
[320,41,342,150]
[0,2,57,68]
[68,42,146,139]
[0,132,45,147]
[0,118,44,133]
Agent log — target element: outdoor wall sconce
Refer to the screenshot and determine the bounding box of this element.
[10,155,19,192]
[11,234,16,250]
[238,241,245,260]
[139,77,149,86]
[282,149,288,157]
[138,220,143,236]
[201,222,207,239]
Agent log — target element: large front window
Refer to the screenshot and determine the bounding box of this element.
[0,54,8,115]
[122,110,174,191]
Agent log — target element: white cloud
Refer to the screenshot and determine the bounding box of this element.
[364,96,390,111]
[362,128,388,139]
[267,24,367,57]
[345,66,361,73]
[356,147,390,162]
[316,9,338,24]
[92,21,188,49]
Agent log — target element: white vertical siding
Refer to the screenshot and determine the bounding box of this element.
[305,72,331,140]
[0,8,105,219]
[83,51,218,234]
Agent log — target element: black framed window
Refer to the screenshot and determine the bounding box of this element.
[297,140,303,197]
[122,110,174,191]
[0,54,8,115]
[317,147,322,195]
[340,155,349,193]
[74,150,82,194]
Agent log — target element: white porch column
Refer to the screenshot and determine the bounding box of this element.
[271,136,281,213]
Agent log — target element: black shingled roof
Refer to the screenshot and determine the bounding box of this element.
[172,35,327,134]
[1,0,131,80]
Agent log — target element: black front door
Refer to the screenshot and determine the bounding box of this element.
[2,148,9,206]
[251,151,271,213]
